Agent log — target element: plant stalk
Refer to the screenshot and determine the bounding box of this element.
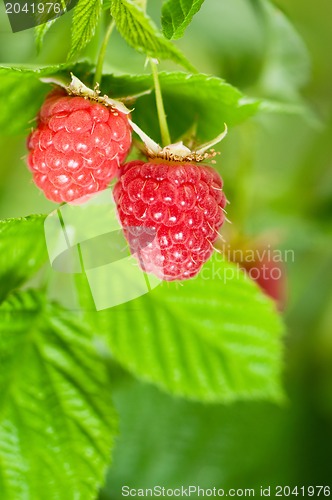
[94,20,116,88]
[150,59,171,147]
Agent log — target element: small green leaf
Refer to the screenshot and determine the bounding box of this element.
[35,19,57,53]
[0,290,117,499]
[34,0,74,52]
[69,0,103,59]
[0,215,47,303]
[101,71,259,142]
[94,255,285,403]
[110,0,195,71]
[162,0,205,40]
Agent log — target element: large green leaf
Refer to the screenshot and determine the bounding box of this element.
[0,290,116,500]
[162,0,206,40]
[101,377,294,497]
[69,0,103,59]
[0,215,47,303]
[257,0,311,100]
[0,63,93,135]
[101,71,259,143]
[0,65,258,140]
[93,255,285,403]
[0,63,309,140]
[111,0,195,71]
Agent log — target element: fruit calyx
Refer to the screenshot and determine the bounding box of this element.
[41,73,131,116]
[129,119,228,163]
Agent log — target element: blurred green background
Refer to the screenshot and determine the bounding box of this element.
[1,0,332,497]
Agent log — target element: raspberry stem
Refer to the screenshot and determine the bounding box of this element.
[94,20,116,88]
[150,59,171,147]
[77,243,97,313]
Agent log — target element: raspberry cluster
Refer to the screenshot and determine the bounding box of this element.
[27,89,131,203]
[26,81,227,282]
[113,160,226,281]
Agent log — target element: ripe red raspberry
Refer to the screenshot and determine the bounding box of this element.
[232,247,287,310]
[113,160,226,281]
[27,89,132,203]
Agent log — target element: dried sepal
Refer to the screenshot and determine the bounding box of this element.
[129,119,228,163]
[40,74,131,115]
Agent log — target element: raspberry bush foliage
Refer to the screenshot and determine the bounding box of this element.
[0,0,313,498]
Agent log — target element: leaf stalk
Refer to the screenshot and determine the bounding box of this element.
[150,59,171,147]
[94,19,116,88]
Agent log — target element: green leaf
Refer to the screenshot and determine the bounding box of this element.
[94,255,285,403]
[0,63,93,135]
[162,0,205,40]
[102,0,112,10]
[101,71,259,143]
[0,215,47,303]
[103,378,290,496]
[110,0,195,71]
[0,290,116,499]
[257,0,311,101]
[69,0,103,59]
[258,98,321,128]
[35,19,57,53]
[34,0,75,52]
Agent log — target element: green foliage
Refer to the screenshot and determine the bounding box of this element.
[162,0,206,40]
[0,61,310,139]
[1,0,312,497]
[69,0,103,59]
[257,0,310,100]
[185,0,310,99]
[0,216,47,303]
[0,65,257,139]
[0,290,117,500]
[92,256,285,403]
[101,71,259,142]
[102,0,112,10]
[0,63,92,135]
[103,377,291,496]
[0,66,51,135]
[35,19,57,53]
[110,0,195,71]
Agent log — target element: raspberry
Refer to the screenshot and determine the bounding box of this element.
[231,246,287,310]
[27,89,132,203]
[113,160,227,281]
